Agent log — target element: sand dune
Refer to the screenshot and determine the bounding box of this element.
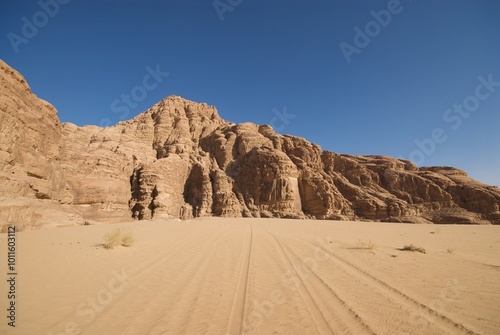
[1,218,499,334]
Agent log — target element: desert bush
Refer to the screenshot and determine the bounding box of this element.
[103,229,123,249]
[103,228,134,249]
[401,244,426,254]
[355,239,375,250]
[121,231,134,247]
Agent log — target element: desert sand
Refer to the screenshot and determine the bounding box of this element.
[0,218,499,335]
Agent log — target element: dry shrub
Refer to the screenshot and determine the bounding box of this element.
[121,231,134,247]
[401,244,426,254]
[103,228,134,249]
[355,239,375,250]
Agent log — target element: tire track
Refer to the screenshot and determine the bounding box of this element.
[77,225,232,334]
[297,236,480,335]
[127,224,216,278]
[258,223,334,335]
[145,228,237,335]
[226,222,253,335]
[279,242,376,335]
[39,224,215,333]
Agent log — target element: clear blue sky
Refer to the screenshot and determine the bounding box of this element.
[1,0,499,186]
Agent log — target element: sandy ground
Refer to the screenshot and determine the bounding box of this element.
[0,218,499,335]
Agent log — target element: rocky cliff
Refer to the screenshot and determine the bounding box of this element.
[1,59,499,230]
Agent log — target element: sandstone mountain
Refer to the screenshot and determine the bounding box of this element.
[1,60,499,230]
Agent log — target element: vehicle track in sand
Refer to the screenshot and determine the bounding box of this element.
[311,240,479,335]
[38,223,217,334]
[28,219,495,335]
[72,225,233,334]
[259,223,335,335]
[266,224,480,335]
[260,223,375,335]
[226,222,253,335]
[142,229,236,335]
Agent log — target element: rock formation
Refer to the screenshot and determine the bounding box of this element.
[1,59,499,230]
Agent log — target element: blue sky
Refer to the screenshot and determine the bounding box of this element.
[1,0,499,186]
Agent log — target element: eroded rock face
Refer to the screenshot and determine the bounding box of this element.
[1,59,499,229]
[0,60,79,229]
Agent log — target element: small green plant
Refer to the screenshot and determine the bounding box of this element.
[401,244,426,254]
[103,228,134,249]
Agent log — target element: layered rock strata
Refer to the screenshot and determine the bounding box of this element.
[1,59,499,229]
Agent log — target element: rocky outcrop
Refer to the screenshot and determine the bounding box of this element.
[0,60,78,230]
[1,59,499,229]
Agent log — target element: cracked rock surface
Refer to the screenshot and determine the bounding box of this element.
[1,60,499,229]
